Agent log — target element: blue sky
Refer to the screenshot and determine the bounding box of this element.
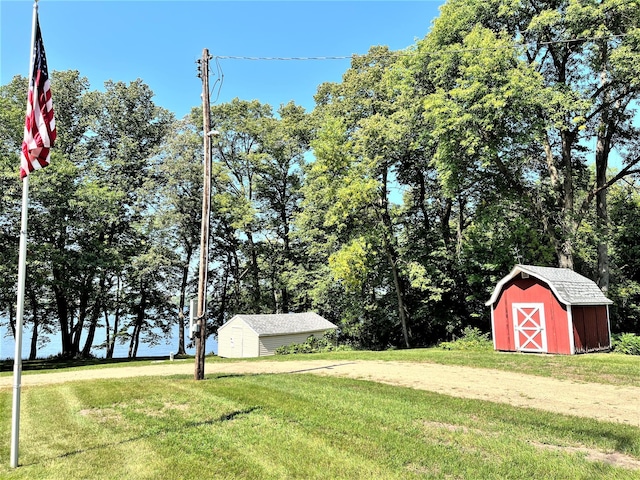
[2,1,445,119]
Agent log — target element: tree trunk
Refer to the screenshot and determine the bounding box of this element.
[385,243,410,348]
[280,202,291,314]
[8,301,16,339]
[73,280,91,354]
[230,246,242,309]
[217,256,231,327]
[28,292,38,361]
[456,195,465,261]
[379,166,410,348]
[105,308,113,359]
[81,299,101,358]
[29,317,38,360]
[595,51,612,293]
[558,242,574,269]
[106,275,121,359]
[176,251,191,355]
[441,197,453,252]
[82,273,107,358]
[106,305,120,359]
[246,230,261,307]
[52,279,73,356]
[128,284,146,359]
[558,129,577,270]
[596,130,611,292]
[128,324,140,358]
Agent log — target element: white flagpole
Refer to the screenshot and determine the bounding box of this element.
[10,0,39,469]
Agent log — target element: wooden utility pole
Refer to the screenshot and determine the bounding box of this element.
[195,48,212,380]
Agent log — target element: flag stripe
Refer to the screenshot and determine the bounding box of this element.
[20,14,55,179]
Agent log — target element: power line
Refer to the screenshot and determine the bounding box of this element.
[215,55,356,61]
[213,33,632,62]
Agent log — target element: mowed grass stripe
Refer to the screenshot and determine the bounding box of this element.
[1,373,639,479]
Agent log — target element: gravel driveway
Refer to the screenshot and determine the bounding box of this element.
[2,359,639,427]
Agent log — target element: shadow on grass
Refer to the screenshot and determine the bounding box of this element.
[211,362,358,381]
[188,407,261,427]
[208,362,357,383]
[18,406,261,467]
[283,362,357,374]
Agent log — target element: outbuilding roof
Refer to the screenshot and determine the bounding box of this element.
[219,312,337,337]
[486,264,613,307]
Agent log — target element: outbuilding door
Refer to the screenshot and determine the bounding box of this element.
[512,303,548,353]
[230,326,244,357]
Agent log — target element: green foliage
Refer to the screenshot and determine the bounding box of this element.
[4,0,640,358]
[275,330,352,355]
[328,236,372,291]
[612,333,640,356]
[608,182,640,333]
[439,326,493,351]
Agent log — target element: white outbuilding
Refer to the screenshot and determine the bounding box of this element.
[216,312,338,358]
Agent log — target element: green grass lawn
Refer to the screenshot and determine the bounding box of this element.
[1,349,639,479]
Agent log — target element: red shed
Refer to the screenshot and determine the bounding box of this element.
[486,265,612,355]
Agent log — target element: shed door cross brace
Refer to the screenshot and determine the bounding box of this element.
[512,303,548,353]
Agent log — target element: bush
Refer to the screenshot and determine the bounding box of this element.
[611,333,640,355]
[439,326,493,351]
[275,330,352,355]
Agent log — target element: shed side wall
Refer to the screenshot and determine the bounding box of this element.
[492,286,513,351]
[259,331,328,357]
[572,306,611,353]
[243,326,260,358]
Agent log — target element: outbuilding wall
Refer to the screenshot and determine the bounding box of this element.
[572,305,611,353]
[218,322,330,358]
[492,277,572,354]
[258,330,327,356]
[217,319,260,358]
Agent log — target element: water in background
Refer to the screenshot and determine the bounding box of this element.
[0,323,218,360]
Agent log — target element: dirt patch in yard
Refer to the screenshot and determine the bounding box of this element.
[530,441,640,471]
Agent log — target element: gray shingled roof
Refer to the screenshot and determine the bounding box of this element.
[224,312,337,336]
[486,264,613,306]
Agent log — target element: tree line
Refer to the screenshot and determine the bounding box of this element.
[1,0,639,358]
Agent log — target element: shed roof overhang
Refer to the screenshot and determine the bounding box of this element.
[485,264,613,307]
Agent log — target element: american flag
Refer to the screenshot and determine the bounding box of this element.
[21,14,56,179]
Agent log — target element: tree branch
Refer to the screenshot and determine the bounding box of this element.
[578,159,640,218]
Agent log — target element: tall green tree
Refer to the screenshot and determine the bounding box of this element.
[81,79,173,358]
[154,118,203,354]
[415,0,640,280]
[305,47,415,347]
[608,180,640,333]
[199,98,314,321]
[254,102,311,313]
[0,71,93,357]
[209,99,274,312]
[0,76,28,342]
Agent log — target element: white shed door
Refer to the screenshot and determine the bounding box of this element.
[231,326,244,357]
[512,303,548,353]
